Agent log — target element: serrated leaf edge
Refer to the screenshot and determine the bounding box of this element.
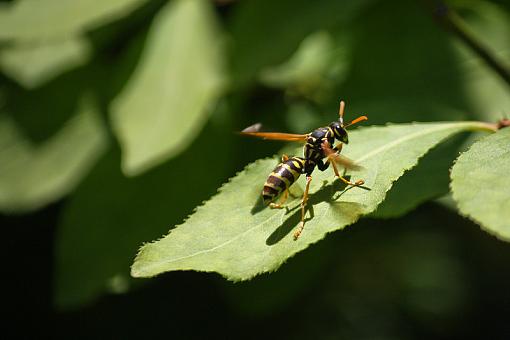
[449,131,509,241]
[132,121,493,279]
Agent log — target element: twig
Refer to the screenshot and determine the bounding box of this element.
[497,118,510,130]
[423,0,510,89]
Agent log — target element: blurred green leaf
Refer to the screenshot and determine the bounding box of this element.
[451,0,510,55]
[259,30,349,101]
[450,127,510,241]
[0,97,107,213]
[229,0,373,86]
[110,0,226,176]
[55,105,233,309]
[372,134,467,218]
[326,0,508,125]
[252,0,509,223]
[0,0,148,42]
[4,67,92,142]
[0,37,91,88]
[284,103,326,134]
[259,31,334,87]
[131,121,491,280]
[451,0,510,121]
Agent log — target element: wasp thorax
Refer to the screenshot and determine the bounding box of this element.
[329,121,349,144]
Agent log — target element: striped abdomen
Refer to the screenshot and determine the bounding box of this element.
[262,157,306,204]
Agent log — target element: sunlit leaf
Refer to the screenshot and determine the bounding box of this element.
[450,127,510,241]
[0,37,91,88]
[110,0,226,176]
[0,0,148,42]
[0,98,107,212]
[132,121,492,280]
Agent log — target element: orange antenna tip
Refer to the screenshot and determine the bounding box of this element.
[345,115,368,128]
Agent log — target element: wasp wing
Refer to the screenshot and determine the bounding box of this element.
[322,142,364,171]
[239,131,308,142]
[241,123,262,133]
[330,153,364,171]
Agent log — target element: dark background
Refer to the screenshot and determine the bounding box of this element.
[5,203,510,339]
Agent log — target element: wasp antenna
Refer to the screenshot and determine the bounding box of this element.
[345,115,368,128]
[338,100,346,119]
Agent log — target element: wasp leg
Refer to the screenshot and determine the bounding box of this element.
[269,189,289,209]
[294,176,312,240]
[333,143,343,153]
[329,158,364,186]
[317,159,330,171]
[281,154,289,162]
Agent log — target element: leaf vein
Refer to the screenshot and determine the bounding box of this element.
[355,123,463,163]
[148,212,282,266]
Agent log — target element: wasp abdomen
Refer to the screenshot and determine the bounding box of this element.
[262,157,306,204]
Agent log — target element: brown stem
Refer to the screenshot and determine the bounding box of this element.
[497,118,510,130]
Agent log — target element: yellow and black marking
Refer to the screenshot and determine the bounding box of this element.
[262,156,306,204]
[241,100,368,240]
[305,127,334,162]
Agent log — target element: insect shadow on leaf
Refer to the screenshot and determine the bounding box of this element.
[242,100,368,239]
[266,177,368,245]
[250,194,266,214]
[250,180,303,215]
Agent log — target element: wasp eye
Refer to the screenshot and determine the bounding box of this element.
[329,122,349,143]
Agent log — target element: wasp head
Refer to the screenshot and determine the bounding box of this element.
[329,121,349,144]
[332,100,367,144]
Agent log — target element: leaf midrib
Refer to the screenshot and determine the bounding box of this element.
[135,121,486,272]
[138,208,282,271]
[355,122,477,163]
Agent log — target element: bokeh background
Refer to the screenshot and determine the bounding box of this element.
[2,0,510,338]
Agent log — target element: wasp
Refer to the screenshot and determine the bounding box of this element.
[241,101,367,239]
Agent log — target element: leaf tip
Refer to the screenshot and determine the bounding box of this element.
[130,264,146,278]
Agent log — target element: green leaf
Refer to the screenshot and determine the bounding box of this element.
[229,0,373,86]
[55,109,233,309]
[450,127,510,241]
[0,98,107,213]
[0,0,148,42]
[0,37,91,88]
[4,67,92,142]
[110,0,226,176]
[325,0,508,126]
[259,31,340,87]
[220,233,338,317]
[259,30,349,101]
[372,134,467,218]
[452,1,510,122]
[131,121,491,280]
